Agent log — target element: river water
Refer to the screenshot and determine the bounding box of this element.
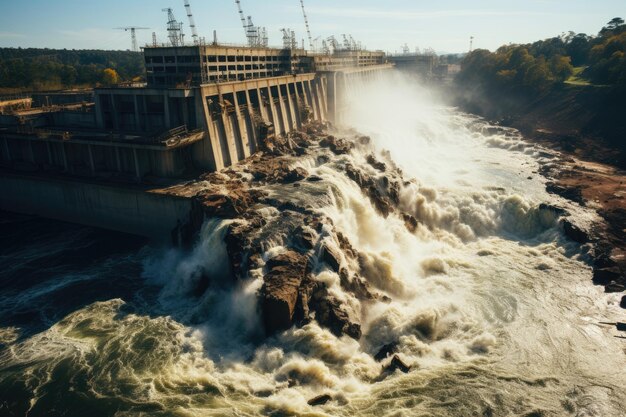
[1,74,624,417]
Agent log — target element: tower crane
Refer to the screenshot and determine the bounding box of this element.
[183,0,199,45]
[115,27,149,52]
[281,28,297,50]
[162,8,184,47]
[298,0,314,50]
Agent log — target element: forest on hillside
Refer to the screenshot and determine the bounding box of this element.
[0,48,144,91]
[457,17,626,93]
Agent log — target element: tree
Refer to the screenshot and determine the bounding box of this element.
[101,68,119,86]
[600,17,626,36]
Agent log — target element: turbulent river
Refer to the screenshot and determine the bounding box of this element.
[1,74,625,417]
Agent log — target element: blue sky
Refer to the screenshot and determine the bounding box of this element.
[0,0,623,53]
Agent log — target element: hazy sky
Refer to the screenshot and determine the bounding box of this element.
[0,0,623,53]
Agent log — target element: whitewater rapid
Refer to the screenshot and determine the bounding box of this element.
[1,74,624,417]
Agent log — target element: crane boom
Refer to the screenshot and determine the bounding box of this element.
[234,0,250,45]
[299,0,313,50]
[115,27,149,52]
[183,0,199,44]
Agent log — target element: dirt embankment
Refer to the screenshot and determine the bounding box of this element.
[453,83,626,305]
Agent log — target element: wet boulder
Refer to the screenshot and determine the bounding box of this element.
[320,135,353,155]
[307,394,332,406]
[592,266,621,285]
[310,286,362,339]
[282,167,308,183]
[374,342,399,361]
[385,355,411,374]
[561,219,590,244]
[366,154,387,172]
[261,251,309,334]
[320,242,342,272]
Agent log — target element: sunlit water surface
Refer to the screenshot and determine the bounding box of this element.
[0,75,624,417]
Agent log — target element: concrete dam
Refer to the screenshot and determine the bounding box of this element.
[0,43,396,239]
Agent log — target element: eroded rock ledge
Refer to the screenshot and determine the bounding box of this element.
[175,122,411,338]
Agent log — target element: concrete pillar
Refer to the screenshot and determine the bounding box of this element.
[233,90,250,158]
[267,83,283,135]
[312,79,324,122]
[284,81,298,131]
[134,94,141,132]
[305,80,319,121]
[293,82,303,128]
[198,90,222,171]
[2,138,11,162]
[244,89,257,152]
[26,139,34,164]
[256,87,269,122]
[110,94,119,131]
[133,148,141,182]
[87,144,95,174]
[45,141,52,166]
[218,90,239,165]
[319,77,328,120]
[60,143,69,172]
[276,83,291,133]
[163,94,171,129]
[95,94,104,129]
[115,147,121,172]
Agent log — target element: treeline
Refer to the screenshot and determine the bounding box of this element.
[457,17,626,93]
[0,48,145,91]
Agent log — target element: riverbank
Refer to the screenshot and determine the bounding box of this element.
[451,82,626,305]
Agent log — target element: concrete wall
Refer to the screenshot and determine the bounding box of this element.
[192,73,326,171]
[0,173,191,242]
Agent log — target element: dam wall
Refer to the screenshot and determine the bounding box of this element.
[0,172,191,242]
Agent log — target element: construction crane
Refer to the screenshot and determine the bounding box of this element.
[115,27,149,52]
[183,0,199,45]
[326,36,339,53]
[281,28,297,50]
[163,8,184,47]
[299,0,314,50]
[234,0,267,47]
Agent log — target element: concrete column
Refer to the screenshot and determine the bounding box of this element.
[218,90,239,165]
[244,89,257,152]
[163,94,171,129]
[26,139,35,164]
[45,141,52,166]
[284,81,298,131]
[293,82,302,128]
[305,80,319,121]
[2,138,11,162]
[319,77,328,120]
[87,144,95,174]
[110,94,119,131]
[115,147,122,172]
[276,84,291,133]
[134,94,141,132]
[94,94,104,129]
[133,148,141,182]
[267,83,283,135]
[255,87,269,124]
[312,79,324,122]
[60,143,69,172]
[233,90,250,158]
[198,90,222,171]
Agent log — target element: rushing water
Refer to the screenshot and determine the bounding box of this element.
[1,74,625,417]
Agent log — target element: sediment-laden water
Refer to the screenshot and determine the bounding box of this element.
[1,74,624,417]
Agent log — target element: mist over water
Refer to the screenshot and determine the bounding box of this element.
[1,74,625,416]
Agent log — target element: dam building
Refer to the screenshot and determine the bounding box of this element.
[0,43,392,240]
